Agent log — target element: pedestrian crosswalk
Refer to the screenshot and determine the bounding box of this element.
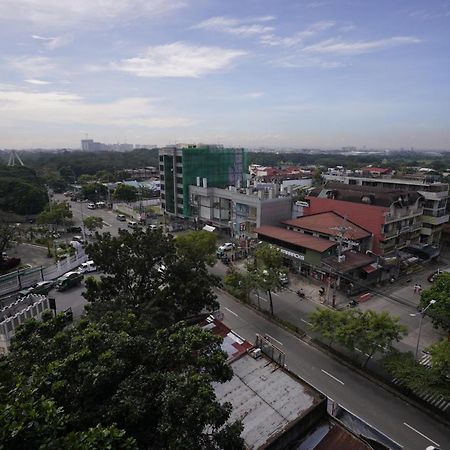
[392,353,450,413]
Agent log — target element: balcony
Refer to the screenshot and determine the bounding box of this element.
[422,214,449,226]
[382,229,399,239]
[419,190,448,200]
[383,208,423,223]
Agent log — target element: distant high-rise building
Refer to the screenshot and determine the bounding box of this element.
[81,139,103,151]
[159,144,247,218]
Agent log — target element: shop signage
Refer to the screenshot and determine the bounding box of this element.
[280,248,305,261]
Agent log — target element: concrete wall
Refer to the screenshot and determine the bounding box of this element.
[259,198,292,227]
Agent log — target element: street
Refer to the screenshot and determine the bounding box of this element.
[49,280,450,450]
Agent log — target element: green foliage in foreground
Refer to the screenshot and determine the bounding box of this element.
[0,228,244,449]
[309,308,407,367]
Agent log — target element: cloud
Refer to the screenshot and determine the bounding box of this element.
[32,34,73,50]
[243,92,264,99]
[114,42,247,78]
[260,21,335,47]
[0,87,194,128]
[193,15,275,37]
[0,0,186,27]
[24,79,52,85]
[302,36,421,55]
[6,56,57,77]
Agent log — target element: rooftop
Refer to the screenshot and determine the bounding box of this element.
[214,353,324,449]
[322,251,376,273]
[282,212,371,241]
[256,225,337,253]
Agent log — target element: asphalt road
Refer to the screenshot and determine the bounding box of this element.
[215,289,450,450]
[49,281,450,450]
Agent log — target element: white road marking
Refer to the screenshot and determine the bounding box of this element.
[258,295,269,302]
[102,221,111,227]
[403,422,440,447]
[271,292,280,297]
[224,307,238,317]
[301,319,312,326]
[321,369,345,385]
[265,334,283,346]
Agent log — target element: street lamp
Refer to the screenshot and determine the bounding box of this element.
[410,299,436,360]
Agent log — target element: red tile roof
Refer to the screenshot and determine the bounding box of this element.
[282,212,371,240]
[256,225,337,253]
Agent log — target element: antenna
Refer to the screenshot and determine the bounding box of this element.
[330,214,353,261]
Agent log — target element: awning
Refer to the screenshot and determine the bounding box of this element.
[362,263,378,274]
[202,225,216,232]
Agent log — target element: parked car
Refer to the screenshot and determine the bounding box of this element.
[96,201,106,208]
[72,235,85,244]
[55,271,83,291]
[77,260,97,274]
[279,273,289,286]
[116,214,126,221]
[217,242,235,255]
[87,203,96,209]
[18,280,55,298]
[67,226,82,233]
[127,220,138,229]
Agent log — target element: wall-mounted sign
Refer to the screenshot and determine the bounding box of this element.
[295,201,309,207]
[280,248,305,261]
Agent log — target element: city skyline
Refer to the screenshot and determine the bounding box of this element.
[0,0,449,149]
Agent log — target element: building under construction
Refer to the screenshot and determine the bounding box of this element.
[159,144,247,218]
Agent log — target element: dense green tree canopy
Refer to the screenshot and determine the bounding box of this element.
[37,201,73,230]
[421,273,450,335]
[176,230,217,266]
[309,308,407,367]
[0,225,244,449]
[83,216,103,232]
[81,182,108,202]
[113,184,138,202]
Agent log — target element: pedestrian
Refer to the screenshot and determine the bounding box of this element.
[417,284,422,294]
[413,283,419,293]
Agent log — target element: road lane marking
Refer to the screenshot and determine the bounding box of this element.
[301,319,311,326]
[271,292,280,297]
[321,369,345,385]
[224,307,238,317]
[258,295,269,302]
[403,422,440,447]
[102,221,111,227]
[264,334,283,346]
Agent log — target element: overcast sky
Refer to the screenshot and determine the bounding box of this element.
[0,0,449,150]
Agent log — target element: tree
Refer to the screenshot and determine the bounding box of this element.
[113,184,138,203]
[309,308,341,346]
[176,230,217,266]
[83,216,103,233]
[37,201,73,231]
[84,228,220,326]
[3,314,244,449]
[420,273,450,336]
[309,308,407,367]
[249,244,286,315]
[81,183,108,202]
[0,221,17,266]
[428,338,450,383]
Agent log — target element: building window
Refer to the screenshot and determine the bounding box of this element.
[176,156,182,163]
[176,167,183,174]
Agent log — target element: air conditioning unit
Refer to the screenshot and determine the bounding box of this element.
[250,348,262,359]
[337,255,346,263]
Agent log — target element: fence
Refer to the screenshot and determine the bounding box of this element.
[0,251,87,297]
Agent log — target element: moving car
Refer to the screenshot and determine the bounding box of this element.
[116,214,126,221]
[67,226,82,233]
[55,271,83,291]
[127,220,138,229]
[18,280,55,298]
[77,260,97,274]
[95,201,106,208]
[87,203,96,209]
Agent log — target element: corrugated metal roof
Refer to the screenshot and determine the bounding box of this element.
[256,225,337,253]
[282,212,371,240]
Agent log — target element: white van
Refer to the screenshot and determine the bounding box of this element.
[77,260,97,274]
[127,220,138,229]
[96,201,106,208]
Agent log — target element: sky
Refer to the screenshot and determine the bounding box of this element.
[0,0,449,150]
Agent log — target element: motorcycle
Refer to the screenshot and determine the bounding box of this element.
[347,299,358,308]
[296,289,305,299]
